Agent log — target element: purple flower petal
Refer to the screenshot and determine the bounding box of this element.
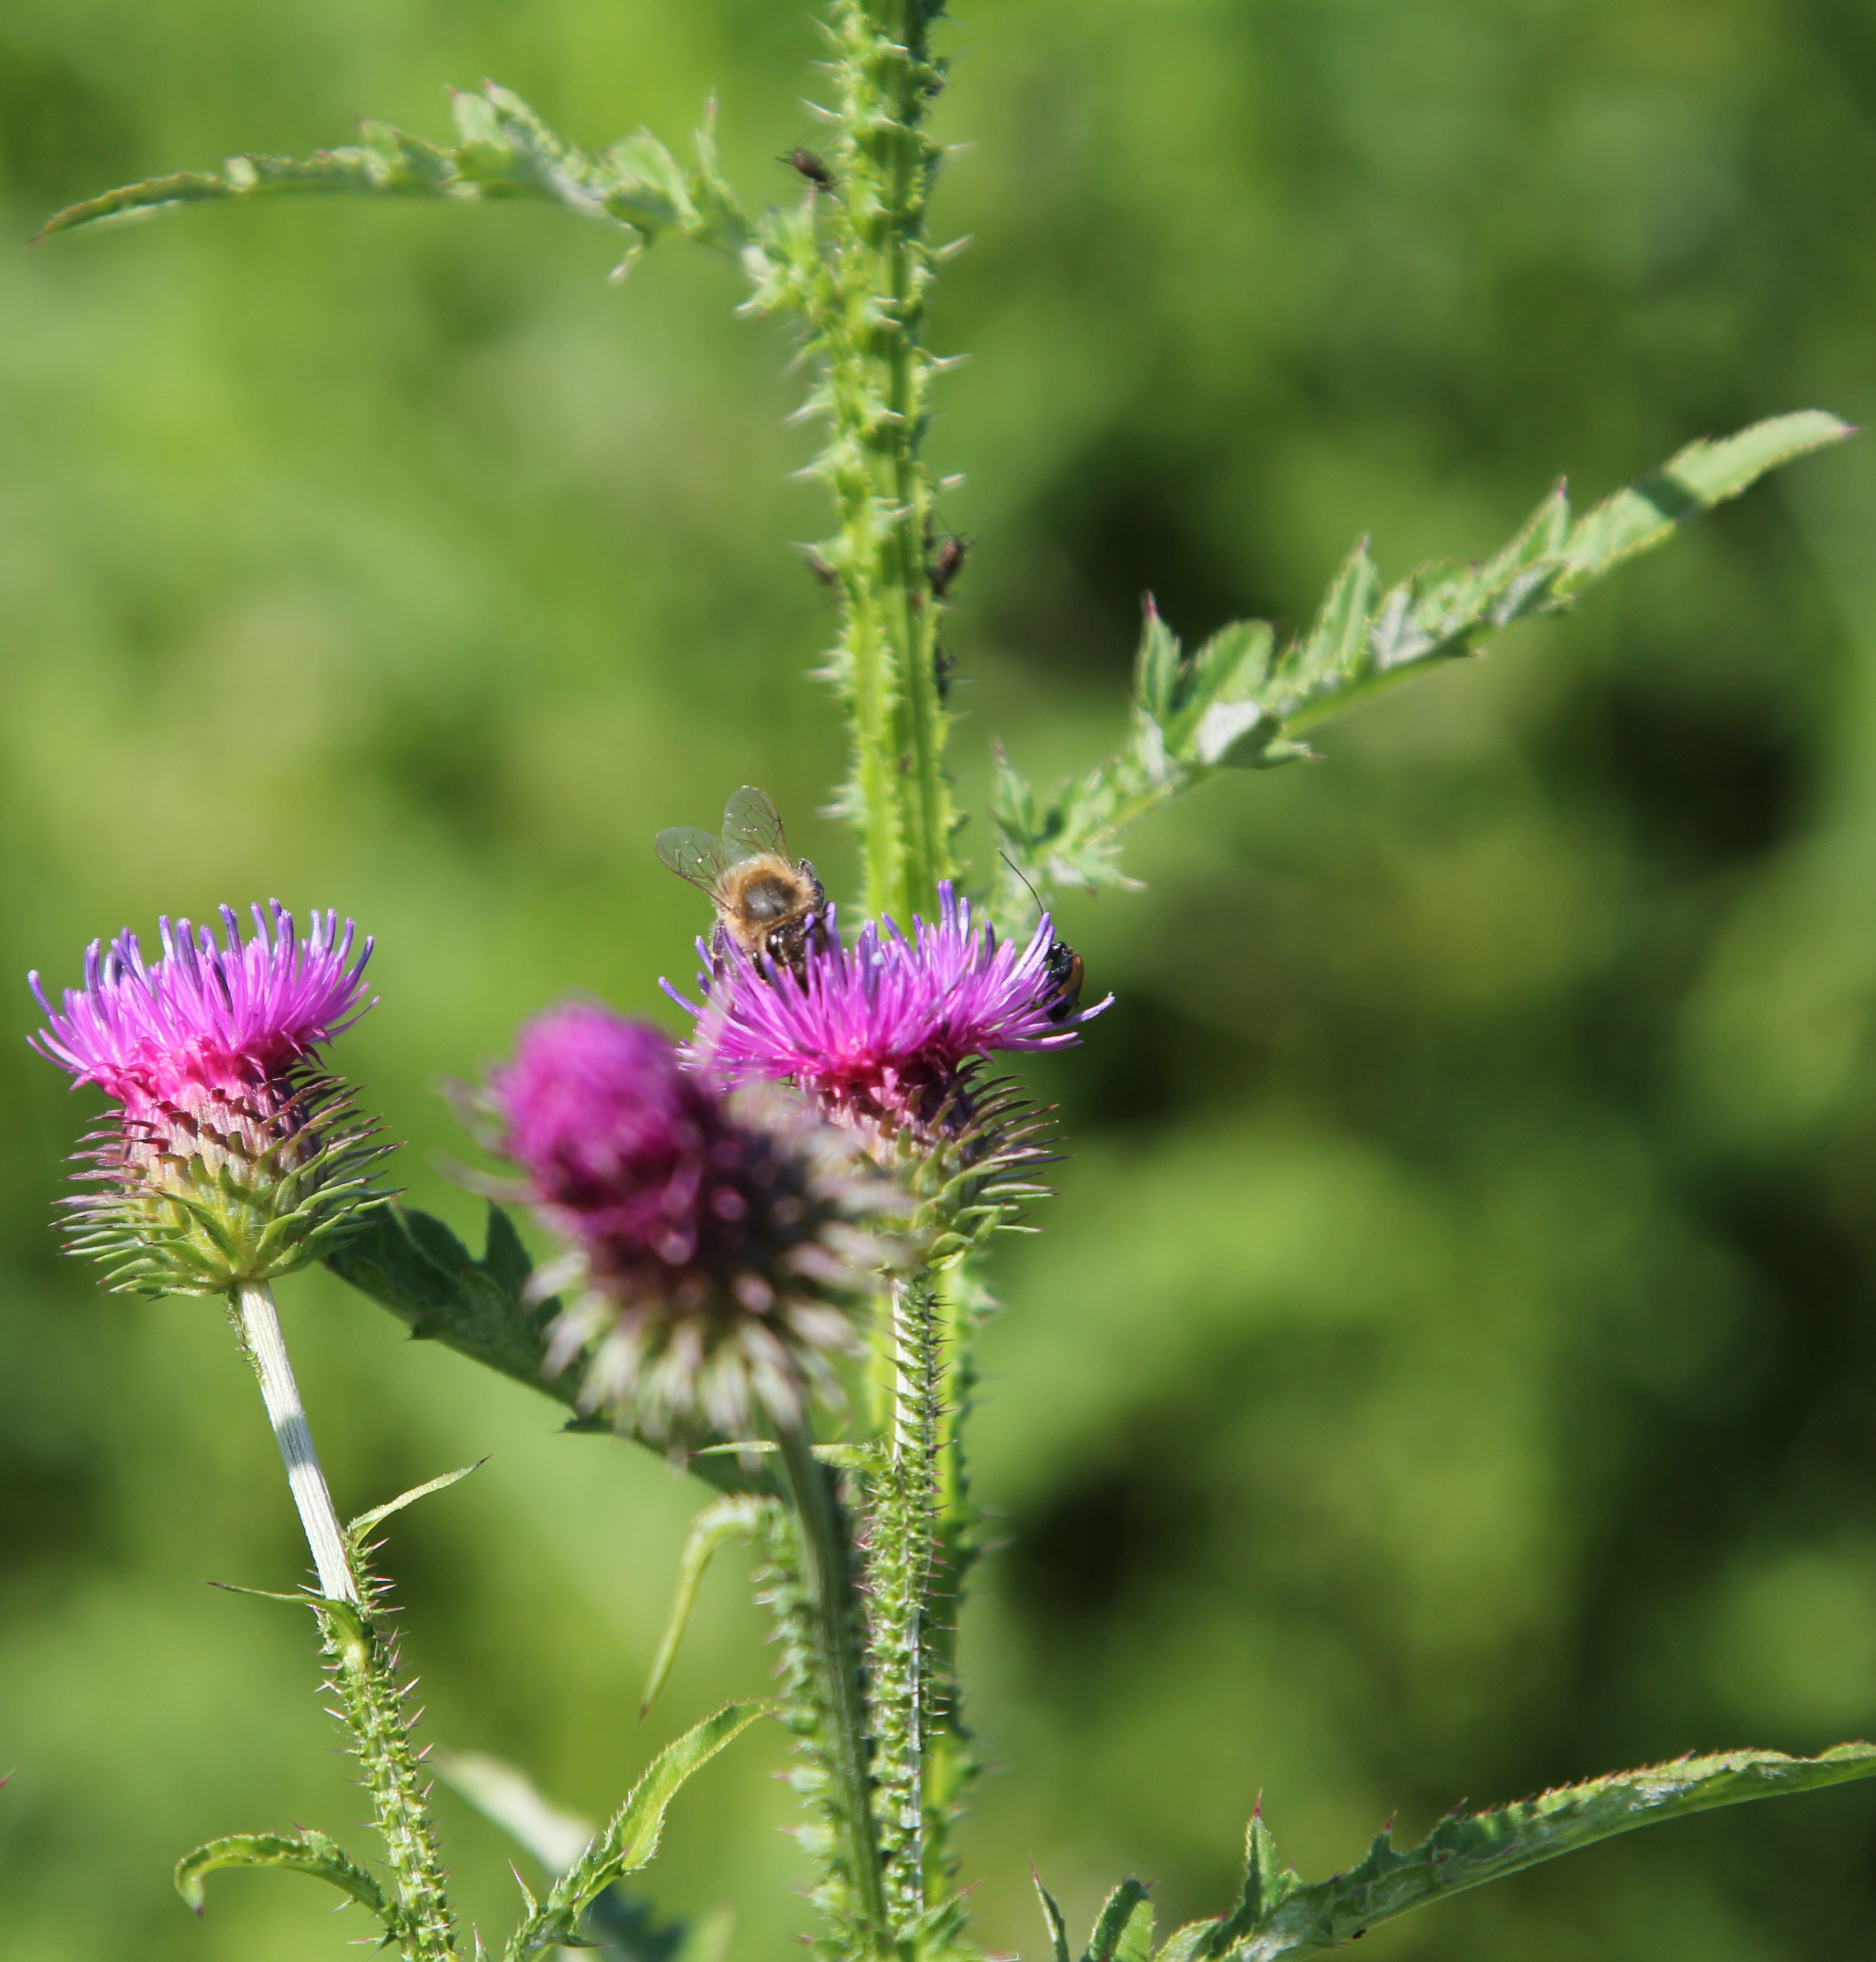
[29,901,374,1113]
[672,881,1107,1134]
[484,1002,891,1442]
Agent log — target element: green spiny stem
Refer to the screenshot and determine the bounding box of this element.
[818,0,956,925]
[922,1261,985,1893]
[229,1285,458,1960]
[866,1273,943,1926]
[320,1597,460,1962]
[776,1422,891,1955]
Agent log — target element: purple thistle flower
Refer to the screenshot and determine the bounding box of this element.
[28,903,385,1296]
[483,1003,892,1444]
[31,903,372,1112]
[669,881,1107,1142]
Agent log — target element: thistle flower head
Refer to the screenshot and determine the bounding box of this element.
[29,903,385,1296]
[483,1003,891,1444]
[669,881,1108,1145]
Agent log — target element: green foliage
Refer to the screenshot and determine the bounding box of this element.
[174,1828,395,1926]
[38,14,960,929]
[434,1749,694,1962]
[1088,1881,1155,1962]
[437,1760,684,1962]
[768,0,958,925]
[10,1,1876,1959]
[37,82,748,276]
[316,1583,459,1959]
[1033,1875,1153,1962]
[640,1494,776,1718]
[325,1201,557,1390]
[990,411,1852,929]
[891,1081,1057,1271]
[346,1461,484,1555]
[505,1701,767,1962]
[1052,1746,1876,1962]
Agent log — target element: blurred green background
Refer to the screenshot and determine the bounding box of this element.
[3,0,1876,1956]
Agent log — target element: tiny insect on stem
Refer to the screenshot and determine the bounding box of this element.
[928,535,969,598]
[784,148,836,190]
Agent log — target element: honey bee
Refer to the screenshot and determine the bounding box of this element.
[656,786,827,981]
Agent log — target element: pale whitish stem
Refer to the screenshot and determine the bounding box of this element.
[233,1280,358,1603]
[231,1281,458,1960]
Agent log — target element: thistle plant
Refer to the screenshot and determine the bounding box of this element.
[26,5,1876,1961]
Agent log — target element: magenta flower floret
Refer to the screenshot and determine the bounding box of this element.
[31,902,373,1113]
[486,1003,890,1442]
[671,881,1106,1136]
[28,903,383,1297]
[495,1005,727,1278]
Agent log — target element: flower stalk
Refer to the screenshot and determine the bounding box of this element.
[775,1421,891,1955]
[319,1595,460,1962]
[868,1271,943,1925]
[229,1284,459,1960]
[233,1281,357,1604]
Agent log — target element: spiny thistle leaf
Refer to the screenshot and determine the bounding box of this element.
[1033,1869,1072,1962]
[325,1200,562,1399]
[1141,1742,1876,1961]
[36,82,748,271]
[991,409,1853,930]
[434,1749,692,1962]
[1086,1880,1155,1962]
[174,1829,396,1929]
[347,1460,484,1552]
[641,1495,775,1717]
[505,1701,769,1961]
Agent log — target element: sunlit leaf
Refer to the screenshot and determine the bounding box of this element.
[174,1829,395,1930]
[347,1461,484,1550]
[37,82,749,266]
[991,410,1853,929]
[1142,1742,1876,1961]
[505,1701,769,1961]
[640,1495,773,1717]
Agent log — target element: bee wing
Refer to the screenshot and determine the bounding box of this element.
[721,785,789,863]
[655,827,731,891]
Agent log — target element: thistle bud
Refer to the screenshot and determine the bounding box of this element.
[29,903,385,1296]
[479,1003,893,1445]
